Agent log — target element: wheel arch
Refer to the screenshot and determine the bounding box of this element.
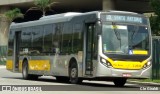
[22,57,29,70]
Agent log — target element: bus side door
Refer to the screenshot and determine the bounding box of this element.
[84,23,95,75]
[13,31,21,72]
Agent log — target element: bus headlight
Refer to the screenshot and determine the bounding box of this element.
[100,57,112,68]
[143,61,151,69]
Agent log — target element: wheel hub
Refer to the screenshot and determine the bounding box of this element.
[71,68,77,78]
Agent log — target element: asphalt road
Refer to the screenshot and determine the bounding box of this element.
[0,66,159,94]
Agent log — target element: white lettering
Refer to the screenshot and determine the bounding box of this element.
[106,15,143,23]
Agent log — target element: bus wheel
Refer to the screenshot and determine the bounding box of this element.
[113,78,127,87]
[22,61,38,80]
[69,63,82,84]
[22,61,30,80]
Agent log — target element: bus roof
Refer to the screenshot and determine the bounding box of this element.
[10,11,143,29]
[10,11,100,29]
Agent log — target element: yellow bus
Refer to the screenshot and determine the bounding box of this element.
[6,11,152,86]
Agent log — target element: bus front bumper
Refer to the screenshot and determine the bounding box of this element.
[95,63,151,79]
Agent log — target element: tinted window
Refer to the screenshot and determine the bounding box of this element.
[53,24,63,53]
[43,24,53,53]
[32,26,43,55]
[72,23,83,53]
[62,23,72,53]
[21,27,32,54]
[8,30,14,56]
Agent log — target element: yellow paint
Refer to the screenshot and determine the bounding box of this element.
[29,60,50,71]
[132,50,148,55]
[19,60,23,72]
[112,25,118,29]
[6,60,13,70]
[6,60,50,72]
[106,57,148,70]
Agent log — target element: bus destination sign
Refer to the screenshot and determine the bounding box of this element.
[102,15,147,24]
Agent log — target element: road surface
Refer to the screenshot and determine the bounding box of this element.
[0,66,159,94]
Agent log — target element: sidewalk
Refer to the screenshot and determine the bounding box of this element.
[127,80,160,86]
[0,65,6,68]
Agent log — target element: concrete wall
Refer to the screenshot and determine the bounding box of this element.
[103,0,115,11]
[0,0,33,5]
[0,7,10,46]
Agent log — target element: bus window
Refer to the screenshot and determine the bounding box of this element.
[72,23,83,53]
[8,30,14,56]
[62,23,72,54]
[43,24,53,53]
[32,26,43,55]
[54,24,63,54]
[21,28,32,54]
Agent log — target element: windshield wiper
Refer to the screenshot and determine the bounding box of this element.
[112,22,121,40]
[130,25,139,48]
[112,22,121,48]
[131,25,139,40]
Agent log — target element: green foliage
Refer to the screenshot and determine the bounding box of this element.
[150,16,160,35]
[4,8,24,23]
[34,0,50,9]
[150,0,160,35]
[150,0,160,16]
[28,0,57,16]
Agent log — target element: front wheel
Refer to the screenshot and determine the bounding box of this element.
[69,63,82,84]
[22,61,38,80]
[113,78,127,87]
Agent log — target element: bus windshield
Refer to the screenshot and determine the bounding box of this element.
[102,23,150,55]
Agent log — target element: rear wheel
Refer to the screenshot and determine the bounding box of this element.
[22,61,38,80]
[113,78,127,87]
[69,63,82,84]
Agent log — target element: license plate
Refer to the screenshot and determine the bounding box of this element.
[122,73,132,77]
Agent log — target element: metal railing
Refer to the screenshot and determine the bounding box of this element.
[152,36,160,80]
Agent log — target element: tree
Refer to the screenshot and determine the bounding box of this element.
[3,8,24,23]
[0,8,23,45]
[150,0,160,35]
[27,0,58,16]
[0,8,23,62]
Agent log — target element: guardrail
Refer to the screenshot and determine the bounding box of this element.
[152,36,160,80]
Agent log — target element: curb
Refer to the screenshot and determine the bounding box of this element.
[127,81,160,86]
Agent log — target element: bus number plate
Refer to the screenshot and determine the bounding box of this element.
[122,73,132,77]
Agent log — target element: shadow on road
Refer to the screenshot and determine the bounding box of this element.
[2,76,139,89]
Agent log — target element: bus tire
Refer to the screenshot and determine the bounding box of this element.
[69,63,82,84]
[22,61,38,80]
[113,78,126,87]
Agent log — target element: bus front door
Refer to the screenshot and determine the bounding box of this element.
[13,31,21,72]
[84,23,95,75]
